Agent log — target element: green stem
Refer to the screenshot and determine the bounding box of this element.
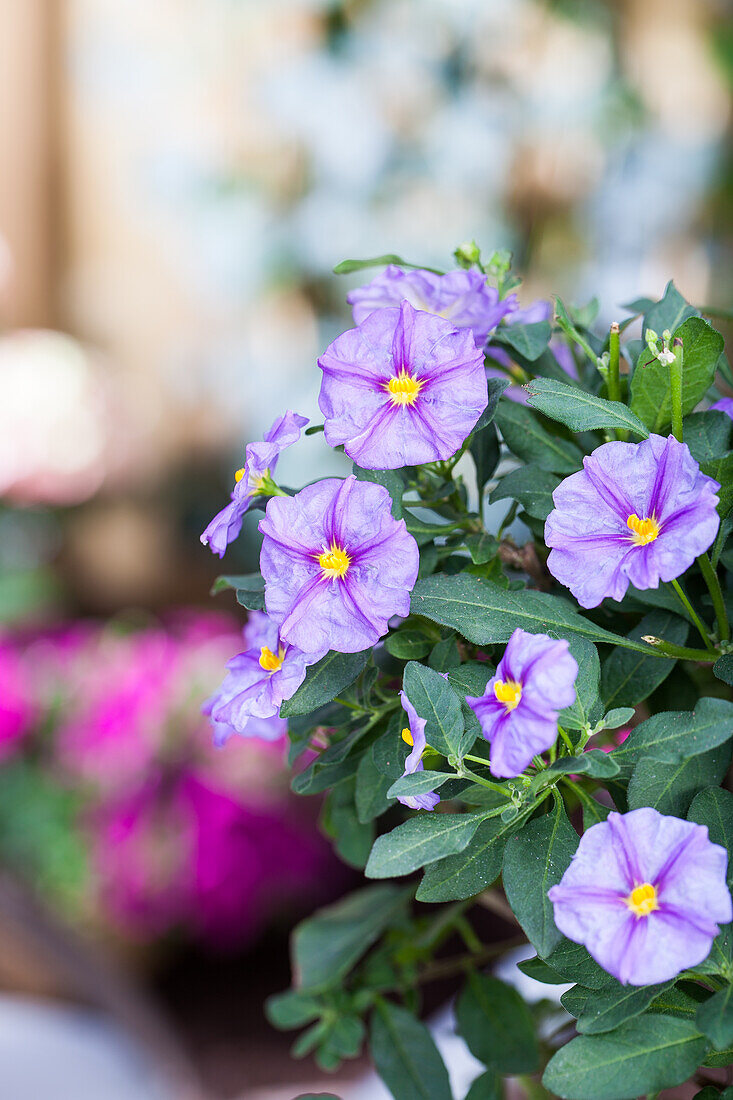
[562,777,603,821]
[698,552,730,643]
[333,697,362,712]
[557,725,575,755]
[640,634,718,662]
[670,338,684,443]
[670,579,715,651]
[607,321,621,403]
[460,761,513,797]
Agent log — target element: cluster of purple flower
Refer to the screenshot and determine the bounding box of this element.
[201,262,731,986]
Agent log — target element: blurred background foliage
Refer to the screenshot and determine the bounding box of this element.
[0,0,731,1096]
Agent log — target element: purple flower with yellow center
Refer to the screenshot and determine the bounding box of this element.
[347,265,515,345]
[711,397,733,419]
[259,475,419,659]
[318,301,487,469]
[545,433,720,609]
[466,629,578,779]
[548,807,732,985]
[397,690,439,812]
[200,411,308,558]
[202,614,311,741]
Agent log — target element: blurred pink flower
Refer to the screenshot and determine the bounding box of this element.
[0,640,35,757]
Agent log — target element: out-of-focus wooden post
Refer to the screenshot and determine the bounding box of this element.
[0,0,52,327]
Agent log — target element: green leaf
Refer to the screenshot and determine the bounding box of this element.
[402,510,455,546]
[355,750,395,823]
[702,451,733,517]
[630,316,724,433]
[612,696,733,767]
[235,576,267,610]
[293,1094,341,1099]
[456,973,539,1073]
[696,985,733,1050]
[493,320,551,362]
[470,421,501,500]
[601,610,688,710]
[334,254,442,275]
[372,1003,451,1100]
[446,661,494,699]
[517,956,570,985]
[602,707,635,730]
[502,797,578,957]
[352,465,404,518]
[416,817,507,902]
[544,939,616,989]
[473,378,510,432]
[323,783,374,869]
[365,813,483,879]
[525,377,650,438]
[495,401,584,474]
[642,279,698,337]
[387,771,454,799]
[210,572,261,595]
[280,650,370,718]
[543,1015,708,1100]
[464,1071,501,1100]
[713,653,733,685]
[568,980,674,1035]
[411,573,648,653]
[464,531,497,565]
[627,741,733,815]
[683,410,732,464]
[265,989,323,1030]
[403,661,468,759]
[292,884,410,992]
[369,1000,451,1100]
[559,636,601,731]
[688,788,733,887]
[489,464,561,521]
[385,629,432,661]
[545,750,620,780]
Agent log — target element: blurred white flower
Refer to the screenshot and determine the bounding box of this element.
[0,331,106,504]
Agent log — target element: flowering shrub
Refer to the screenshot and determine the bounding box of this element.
[0,614,336,947]
[204,247,733,1099]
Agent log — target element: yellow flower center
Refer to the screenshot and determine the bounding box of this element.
[494,679,522,711]
[234,466,269,496]
[627,513,660,546]
[625,882,658,918]
[259,645,284,673]
[401,727,414,747]
[384,369,424,407]
[318,542,351,579]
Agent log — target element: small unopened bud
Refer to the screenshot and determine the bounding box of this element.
[662,329,672,343]
[454,240,481,269]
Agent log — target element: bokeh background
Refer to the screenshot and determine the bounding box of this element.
[0,1,731,1097]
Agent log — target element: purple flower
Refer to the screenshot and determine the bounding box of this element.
[466,629,578,779]
[711,397,733,419]
[545,434,720,609]
[259,474,419,659]
[397,690,439,811]
[347,265,515,345]
[203,615,311,741]
[318,301,487,469]
[548,808,732,985]
[201,411,308,558]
